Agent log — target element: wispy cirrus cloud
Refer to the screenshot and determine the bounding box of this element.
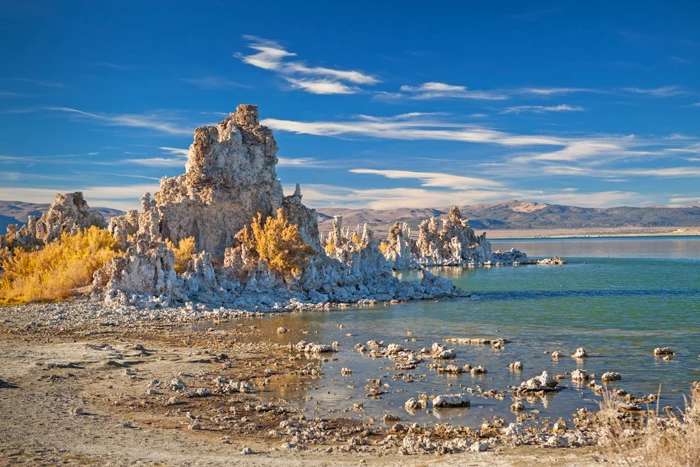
[8,77,63,87]
[398,82,508,100]
[122,157,186,168]
[622,85,686,97]
[122,147,189,167]
[183,76,250,89]
[277,157,320,167]
[262,113,565,146]
[503,104,584,114]
[237,35,379,94]
[284,78,357,95]
[296,182,648,209]
[349,168,502,189]
[43,107,194,136]
[160,147,189,156]
[512,87,603,96]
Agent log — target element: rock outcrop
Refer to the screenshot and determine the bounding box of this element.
[378,206,530,269]
[383,222,415,270]
[110,104,319,260]
[93,105,466,308]
[0,192,106,253]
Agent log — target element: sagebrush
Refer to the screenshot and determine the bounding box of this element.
[0,226,121,304]
[165,236,195,274]
[236,209,314,276]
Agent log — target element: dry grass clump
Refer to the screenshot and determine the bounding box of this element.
[165,237,195,274]
[0,226,121,305]
[236,208,314,277]
[599,385,700,466]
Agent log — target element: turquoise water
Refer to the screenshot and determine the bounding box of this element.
[233,237,700,427]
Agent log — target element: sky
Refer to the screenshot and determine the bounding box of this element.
[1,0,699,211]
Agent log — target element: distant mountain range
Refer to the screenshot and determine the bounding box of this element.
[316,200,700,236]
[2,199,700,238]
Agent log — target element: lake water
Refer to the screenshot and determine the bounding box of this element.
[228,237,700,428]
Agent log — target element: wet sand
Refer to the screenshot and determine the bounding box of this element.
[0,301,621,465]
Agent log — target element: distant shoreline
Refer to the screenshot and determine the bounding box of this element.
[484,227,700,240]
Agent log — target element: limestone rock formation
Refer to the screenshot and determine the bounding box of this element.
[0,192,106,254]
[93,105,466,309]
[383,222,415,270]
[415,206,495,266]
[376,205,535,269]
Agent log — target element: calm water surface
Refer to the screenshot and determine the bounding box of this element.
[223,237,700,428]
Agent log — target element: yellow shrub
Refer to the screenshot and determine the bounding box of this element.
[378,240,390,255]
[0,226,121,305]
[165,237,195,274]
[324,239,336,255]
[238,209,314,277]
[350,232,362,249]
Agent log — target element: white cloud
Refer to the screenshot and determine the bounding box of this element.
[513,87,602,96]
[619,167,700,177]
[503,104,584,114]
[294,183,650,209]
[284,63,379,84]
[399,82,508,100]
[183,76,248,89]
[160,147,190,156]
[45,107,193,136]
[238,36,379,94]
[622,86,685,97]
[349,168,502,189]
[262,113,565,146]
[122,157,186,168]
[668,196,700,205]
[9,77,63,87]
[277,157,317,167]
[285,78,357,95]
[527,191,646,207]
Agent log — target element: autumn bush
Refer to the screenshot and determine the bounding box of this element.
[236,209,314,277]
[165,236,195,274]
[0,226,121,305]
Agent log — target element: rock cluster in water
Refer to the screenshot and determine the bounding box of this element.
[90,105,464,308]
[352,206,556,270]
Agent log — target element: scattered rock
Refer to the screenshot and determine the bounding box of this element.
[432,394,470,408]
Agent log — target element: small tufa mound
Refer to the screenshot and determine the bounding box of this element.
[572,347,589,359]
[515,371,560,395]
[432,393,470,408]
[601,371,622,383]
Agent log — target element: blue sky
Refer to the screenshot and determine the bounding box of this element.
[1,0,699,211]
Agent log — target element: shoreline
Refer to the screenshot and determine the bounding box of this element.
[1,299,696,465]
[485,228,700,240]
